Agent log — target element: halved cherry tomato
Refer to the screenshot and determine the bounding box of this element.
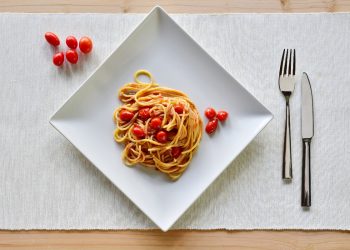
[52,52,64,66]
[174,104,184,114]
[66,49,79,64]
[171,147,182,158]
[79,36,93,54]
[138,108,150,120]
[205,107,216,120]
[205,118,218,134]
[150,117,162,130]
[217,111,229,122]
[156,131,167,143]
[66,35,78,49]
[45,32,60,46]
[132,126,145,138]
[119,110,134,122]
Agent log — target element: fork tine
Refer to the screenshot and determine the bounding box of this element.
[283,49,289,75]
[279,49,285,76]
[293,49,296,75]
[288,49,292,75]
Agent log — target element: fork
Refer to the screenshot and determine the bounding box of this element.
[279,49,296,179]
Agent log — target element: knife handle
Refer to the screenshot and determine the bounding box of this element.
[282,99,292,179]
[302,139,311,207]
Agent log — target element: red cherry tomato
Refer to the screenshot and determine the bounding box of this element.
[205,107,216,120]
[79,36,93,54]
[174,104,184,114]
[150,117,162,130]
[45,32,60,46]
[66,35,78,49]
[132,126,145,139]
[205,119,218,134]
[156,131,167,143]
[119,110,134,122]
[52,52,64,66]
[217,111,229,122]
[171,147,182,158]
[138,108,150,120]
[66,49,79,64]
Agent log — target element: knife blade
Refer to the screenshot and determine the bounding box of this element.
[301,72,314,207]
[302,73,314,139]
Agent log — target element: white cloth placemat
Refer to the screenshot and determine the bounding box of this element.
[0,13,349,230]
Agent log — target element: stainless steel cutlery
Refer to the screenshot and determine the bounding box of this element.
[278,50,315,207]
[301,72,314,207]
[279,49,296,179]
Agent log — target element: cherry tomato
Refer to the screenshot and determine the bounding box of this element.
[205,107,216,120]
[45,32,60,46]
[217,111,229,122]
[66,49,79,64]
[150,117,162,130]
[205,118,218,134]
[66,35,78,49]
[138,108,150,120]
[132,126,145,139]
[79,36,93,54]
[52,52,64,66]
[174,104,184,114]
[171,147,182,158]
[156,131,167,143]
[119,110,134,122]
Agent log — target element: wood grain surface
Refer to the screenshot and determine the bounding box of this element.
[1,230,350,250]
[0,0,350,13]
[1,1,350,249]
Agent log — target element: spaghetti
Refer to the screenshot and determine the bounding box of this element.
[113,70,203,180]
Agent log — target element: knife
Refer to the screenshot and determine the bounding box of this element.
[301,72,314,207]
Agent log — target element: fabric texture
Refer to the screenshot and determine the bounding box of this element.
[0,13,349,230]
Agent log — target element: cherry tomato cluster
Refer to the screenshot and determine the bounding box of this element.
[45,32,93,66]
[119,104,185,158]
[204,107,229,135]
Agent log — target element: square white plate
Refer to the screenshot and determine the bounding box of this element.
[50,6,273,231]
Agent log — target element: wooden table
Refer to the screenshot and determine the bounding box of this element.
[1,1,350,249]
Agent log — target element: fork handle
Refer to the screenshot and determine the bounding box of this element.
[282,99,292,179]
